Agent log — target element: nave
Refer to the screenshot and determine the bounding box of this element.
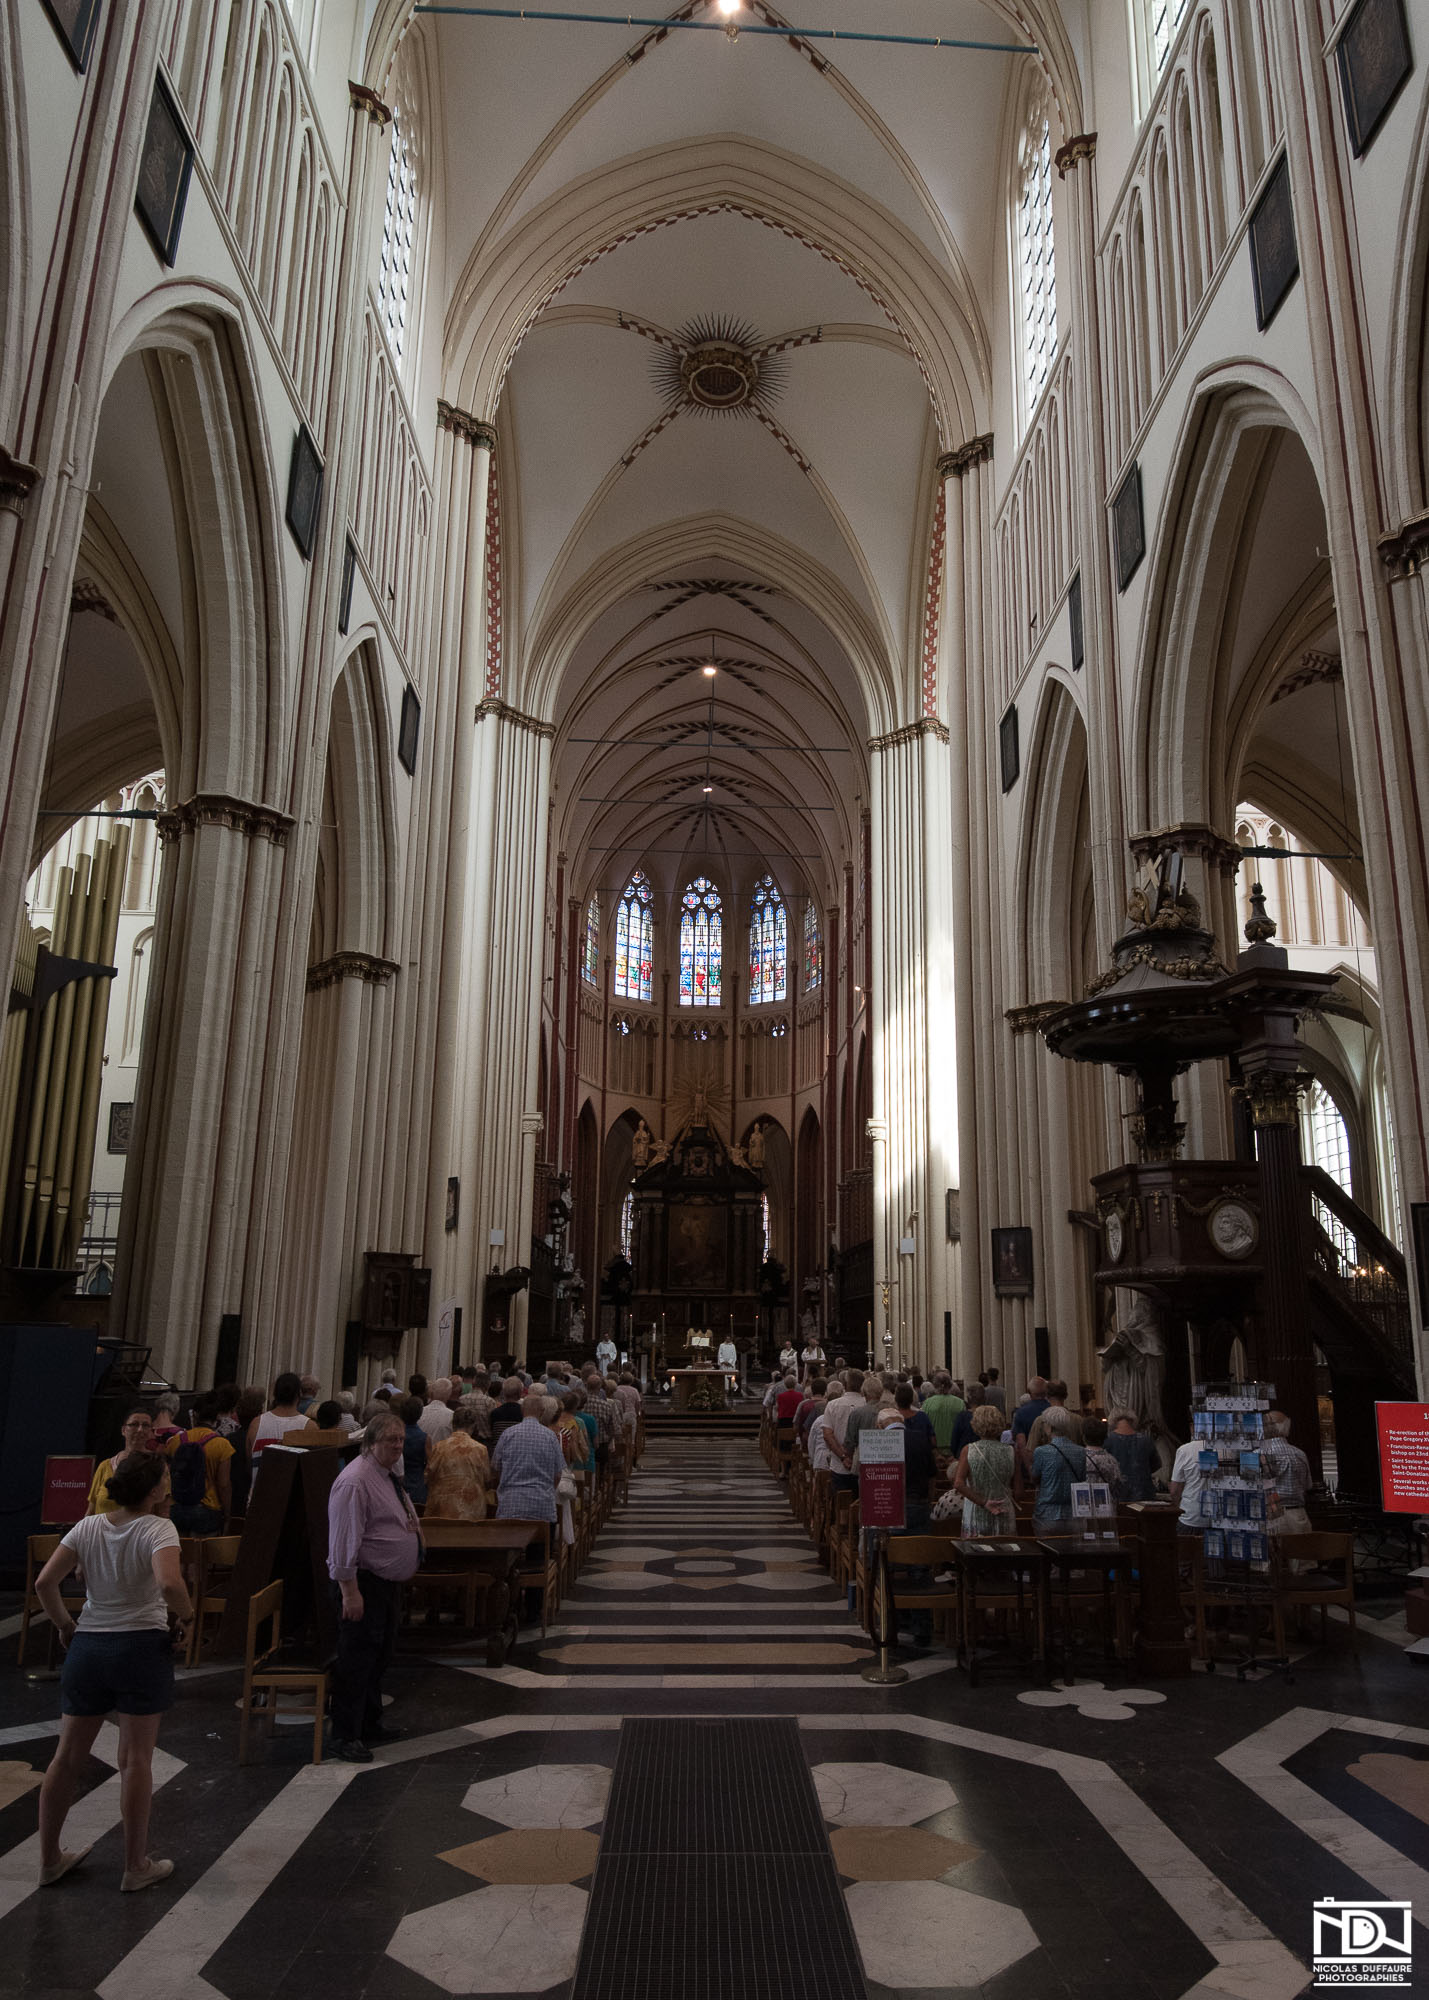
[1,1421,1427,1998]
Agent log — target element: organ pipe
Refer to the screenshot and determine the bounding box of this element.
[3,831,127,1270]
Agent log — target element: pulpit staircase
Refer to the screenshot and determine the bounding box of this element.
[1300,1165,1416,1397]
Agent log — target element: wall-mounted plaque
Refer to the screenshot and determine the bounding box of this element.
[134,74,193,267]
[1113,462,1145,592]
[285,425,324,560]
[1336,0,1413,157]
[999,703,1020,794]
[1249,153,1299,331]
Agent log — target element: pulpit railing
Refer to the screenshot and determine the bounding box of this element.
[1301,1165,1413,1378]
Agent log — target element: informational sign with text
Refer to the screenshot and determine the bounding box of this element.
[1376,1402,1429,1513]
[858,1425,906,1531]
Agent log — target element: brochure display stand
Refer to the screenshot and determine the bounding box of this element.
[1189,1379,1291,1681]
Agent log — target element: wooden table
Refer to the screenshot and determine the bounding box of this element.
[1036,1536,1136,1680]
[946,1538,1042,1683]
[419,1519,535,1664]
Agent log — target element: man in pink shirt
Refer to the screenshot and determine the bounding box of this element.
[326,1409,421,1763]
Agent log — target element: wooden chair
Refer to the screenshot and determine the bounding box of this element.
[776,1420,795,1479]
[1275,1532,1357,1647]
[407,1556,493,1629]
[183,1532,243,1664]
[878,1534,963,1647]
[239,1580,329,1765]
[507,1519,560,1636]
[17,1533,85,1667]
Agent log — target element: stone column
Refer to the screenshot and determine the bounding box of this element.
[1276,14,1429,1394]
[0,6,166,999]
[869,717,957,1371]
[421,407,495,1367]
[277,951,399,1383]
[111,795,293,1385]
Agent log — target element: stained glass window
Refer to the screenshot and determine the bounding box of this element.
[614,871,653,1002]
[620,1191,634,1259]
[803,901,822,992]
[678,876,722,1007]
[582,897,599,985]
[748,875,787,1004]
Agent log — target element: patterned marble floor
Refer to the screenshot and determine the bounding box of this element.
[0,1416,1426,1998]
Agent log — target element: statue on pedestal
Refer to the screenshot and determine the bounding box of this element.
[631,1119,651,1170]
[1099,1294,1168,1433]
[747,1121,765,1169]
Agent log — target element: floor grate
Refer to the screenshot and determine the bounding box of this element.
[572,1718,867,1999]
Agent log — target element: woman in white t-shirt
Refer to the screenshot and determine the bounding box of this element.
[34,1452,192,1894]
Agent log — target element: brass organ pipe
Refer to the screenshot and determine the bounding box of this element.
[16,866,75,1259]
[0,923,39,1186]
[32,850,96,1262]
[69,828,129,1265]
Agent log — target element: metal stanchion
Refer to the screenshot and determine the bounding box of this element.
[860,1528,909,1685]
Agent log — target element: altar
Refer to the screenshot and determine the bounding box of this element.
[667,1366,737,1412]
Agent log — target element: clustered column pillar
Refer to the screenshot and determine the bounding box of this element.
[869,718,956,1369]
[112,794,294,1386]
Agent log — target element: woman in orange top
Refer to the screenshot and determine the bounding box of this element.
[423,1403,491,1521]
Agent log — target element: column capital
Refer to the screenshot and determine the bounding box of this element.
[476,696,554,738]
[865,1118,888,1143]
[868,717,949,753]
[1054,131,1097,177]
[438,400,497,451]
[936,434,994,480]
[348,82,393,127]
[1378,508,1429,580]
[156,793,295,846]
[306,950,401,992]
[1232,1070,1307,1127]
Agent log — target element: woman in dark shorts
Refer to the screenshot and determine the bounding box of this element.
[34,1452,193,1892]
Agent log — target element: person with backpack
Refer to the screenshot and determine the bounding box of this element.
[164,1392,235,1535]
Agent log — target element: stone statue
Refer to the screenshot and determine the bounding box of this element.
[631,1119,651,1170]
[692,1077,708,1125]
[747,1121,765,1168]
[1099,1294,1168,1432]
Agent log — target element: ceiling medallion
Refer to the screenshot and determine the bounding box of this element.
[653,316,783,416]
[618,313,821,469]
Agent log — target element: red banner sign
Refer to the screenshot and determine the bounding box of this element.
[1376,1402,1429,1513]
[42,1455,94,1525]
[858,1427,906,1531]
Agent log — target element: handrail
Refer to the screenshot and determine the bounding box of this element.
[1298,1165,1405,1283]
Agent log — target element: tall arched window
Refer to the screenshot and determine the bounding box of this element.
[1150,0,1191,76]
[614,872,653,1002]
[803,902,822,992]
[1303,1081,1352,1195]
[1015,101,1058,419]
[679,877,722,1007]
[582,897,599,986]
[748,875,787,1004]
[378,114,418,360]
[620,1190,634,1259]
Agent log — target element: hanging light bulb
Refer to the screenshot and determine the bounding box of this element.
[701,664,717,678]
[716,0,739,13]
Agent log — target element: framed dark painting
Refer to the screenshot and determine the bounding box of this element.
[107,1101,133,1155]
[999,702,1019,794]
[337,534,357,636]
[41,0,101,70]
[285,425,324,559]
[445,1175,460,1235]
[1113,461,1145,592]
[398,683,421,775]
[134,74,193,267]
[991,1225,1034,1299]
[1068,568,1084,670]
[1249,152,1299,331]
[1337,0,1413,157]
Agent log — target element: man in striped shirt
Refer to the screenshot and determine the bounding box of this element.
[491,1396,565,1523]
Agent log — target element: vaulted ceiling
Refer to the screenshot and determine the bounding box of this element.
[424,0,1041,911]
